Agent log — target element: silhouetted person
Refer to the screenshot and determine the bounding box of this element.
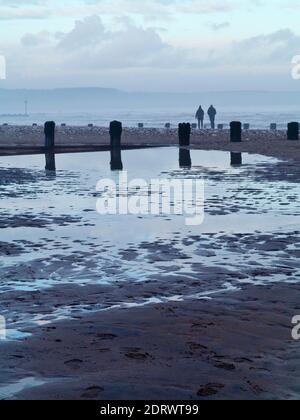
[208,105,217,129]
[195,106,204,129]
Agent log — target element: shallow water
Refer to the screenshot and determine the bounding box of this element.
[0,148,299,332]
[0,377,47,400]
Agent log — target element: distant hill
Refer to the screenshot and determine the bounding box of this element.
[0,88,299,114]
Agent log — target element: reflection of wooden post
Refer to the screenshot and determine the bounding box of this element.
[110,121,123,171]
[45,151,56,172]
[230,121,242,143]
[110,121,122,149]
[44,121,55,149]
[110,148,123,171]
[230,152,242,166]
[178,123,191,146]
[179,148,192,169]
[287,122,299,140]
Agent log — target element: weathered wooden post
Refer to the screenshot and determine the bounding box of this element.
[230,121,242,143]
[178,123,191,146]
[179,148,192,169]
[270,123,277,130]
[44,121,55,149]
[110,121,122,149]
[109,121,123,170]
[45,151,56,172]
[287,122,299,140]
[230,152,242,166]
[110,148,123,171]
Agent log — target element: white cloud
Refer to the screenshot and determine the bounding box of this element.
[0,10,299,90]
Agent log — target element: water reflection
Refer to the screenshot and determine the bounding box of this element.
[110,148,123,171]
[230,152,242,166]
[45,151,56,173]
[179,148,192,169]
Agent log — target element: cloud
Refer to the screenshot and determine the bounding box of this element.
[209,21,230,31]
[0,0,240,20]
[0,14,298,90]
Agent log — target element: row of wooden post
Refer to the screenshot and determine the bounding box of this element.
[43,120,300,150]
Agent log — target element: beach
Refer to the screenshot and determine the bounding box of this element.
[1,282,300,400]
[0,128,299,400]
[0,125,300,162]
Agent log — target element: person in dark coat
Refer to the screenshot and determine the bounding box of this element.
[207,105,217,129]
[195,106,205,129]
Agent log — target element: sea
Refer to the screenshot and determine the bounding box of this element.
[0,107,299,129]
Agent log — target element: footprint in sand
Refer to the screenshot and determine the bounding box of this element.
[81,386,104,399]
[214,362,236,371]
[97,334,118,341]
[197,383,225,397]
[122,348,153,361]
[64,359,83,370]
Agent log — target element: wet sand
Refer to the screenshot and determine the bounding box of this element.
[0,125,299,162]
[0,137,300,400]
[1,282,299,400]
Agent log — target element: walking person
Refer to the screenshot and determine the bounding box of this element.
[195,105,205,129]
[207,105,217,129]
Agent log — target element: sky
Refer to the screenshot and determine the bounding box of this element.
[0,0,300,91]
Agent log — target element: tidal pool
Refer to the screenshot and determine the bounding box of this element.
[0,147,299,332]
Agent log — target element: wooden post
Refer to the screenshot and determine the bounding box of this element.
[45,151,56,172]
[138,123,144,128]
[110,148,123,171]
[230,121,242,143]
[178,123,191,146]
[243,123,250,130]
[165,123,171,129]
[44,121,55,149]
[270,123,277,130]
[110,121,122,149]
[179,148,192,169]
[230,152,242,166]
[287,122,299,140]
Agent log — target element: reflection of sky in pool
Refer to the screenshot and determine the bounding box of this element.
[0,148,299,330]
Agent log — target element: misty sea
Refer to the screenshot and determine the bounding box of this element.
[0,108,299,129]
